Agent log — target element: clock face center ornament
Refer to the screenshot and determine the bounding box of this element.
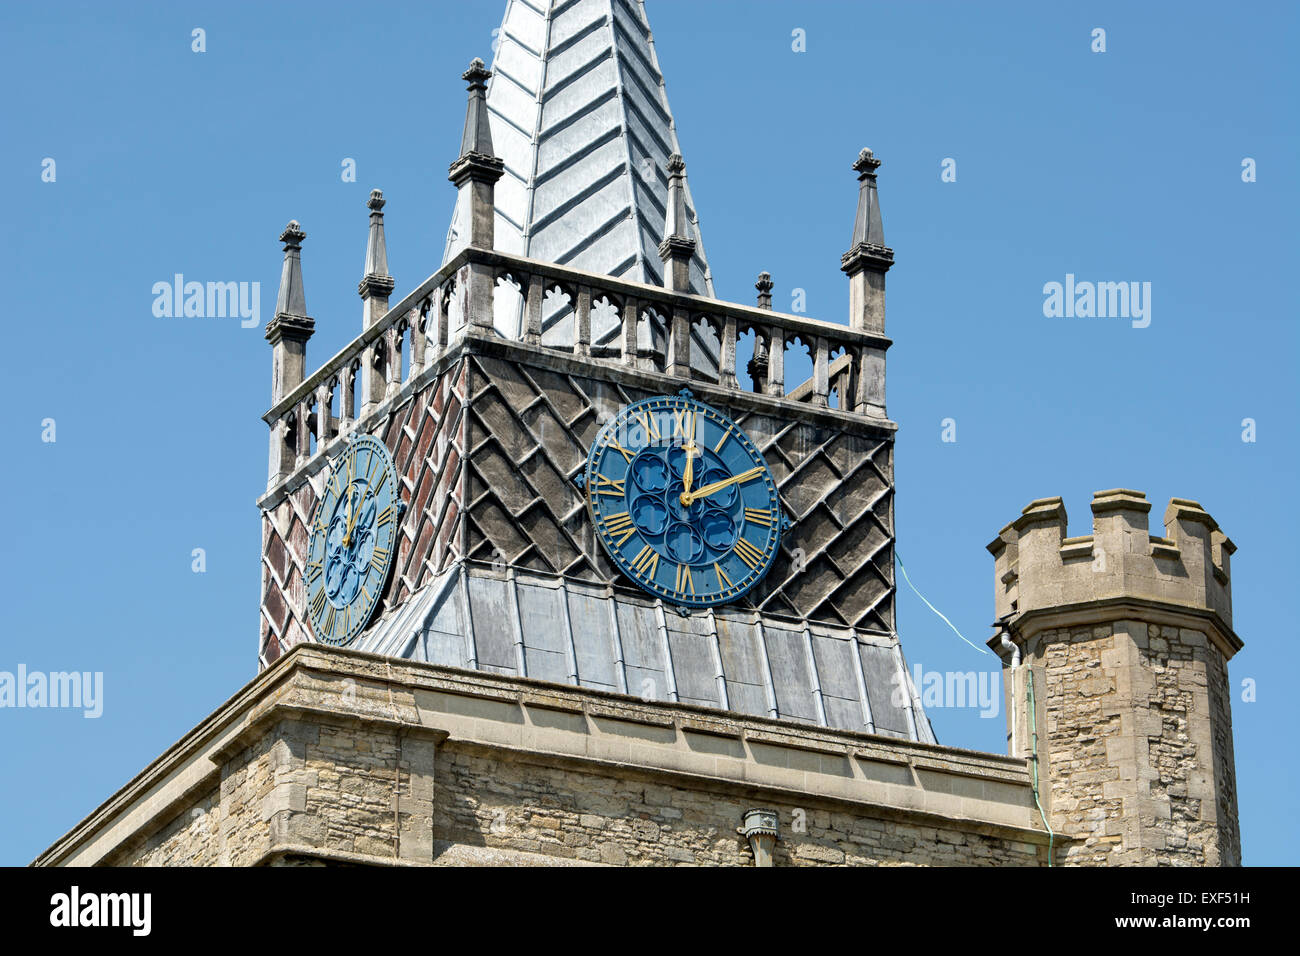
[582,390,786,609]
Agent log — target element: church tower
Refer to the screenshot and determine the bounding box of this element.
[255,0,929,745]
[36,0,1245,869]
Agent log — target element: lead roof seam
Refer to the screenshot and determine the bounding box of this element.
[752,611,780,719]
[459,564,479,670]
[605,584,630,694]
[508,567,529,678]
[801,620,829,727]
[705,607,730,711]
[559,578,581,684]
[849,627,876,734]
[891,641,921,742]
[653,599,679,702]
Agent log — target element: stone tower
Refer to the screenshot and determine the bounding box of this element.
[988,490,1243,865]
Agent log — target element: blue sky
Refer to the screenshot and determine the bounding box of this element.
[1,0,1295,865]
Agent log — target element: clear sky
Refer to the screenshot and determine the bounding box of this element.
[2,0,1295,866]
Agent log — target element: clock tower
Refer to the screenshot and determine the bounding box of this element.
[36,0,1245,869]
[256,0,930,742]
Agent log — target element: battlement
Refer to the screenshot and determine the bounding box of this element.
[987,489,1236,629]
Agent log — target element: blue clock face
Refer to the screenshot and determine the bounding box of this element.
[584,390,783,608]
[304,434,400,646]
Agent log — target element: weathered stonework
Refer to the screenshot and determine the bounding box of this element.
[36,646,1055,867]
[988,490,1243,866]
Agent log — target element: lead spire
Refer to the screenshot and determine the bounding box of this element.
[441,0,714,298]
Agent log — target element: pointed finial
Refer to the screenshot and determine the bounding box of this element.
[845,147,891,256]
[453,57,502,168]
[853,147,882,177]
[663,153,691,242]
[755,271,773,310]
[658,153,696,291]
[842,148,894,337]
[266,220,315,407]
[359,189,395,308]
[274,220,308,319]
[449,56,505,253]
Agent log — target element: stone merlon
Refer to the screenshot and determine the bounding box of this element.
[988,489,1238,650]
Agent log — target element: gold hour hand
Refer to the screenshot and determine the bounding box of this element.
[680,466,763,506]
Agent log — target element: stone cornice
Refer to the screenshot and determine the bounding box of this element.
[989,596,1243,661]
[264,312,315,345]
[357,273,396,300]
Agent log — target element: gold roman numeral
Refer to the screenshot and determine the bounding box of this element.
[372,468,388,492]
[634,411,660,440]
[323,605,335,637]
[310,588,326,619]
[733,537,766,570]
[370,545,389,573]
[674,409,695,440]
[603,512,636,545]
[632,545,659,578]
[306,562,323,584]
[675,563,694,595]
[714,562,732,589]
[594,474,626,497]
[713,428,731,453]
[377,505,394,526]
[607,441,635,464]
[744,507,773,527]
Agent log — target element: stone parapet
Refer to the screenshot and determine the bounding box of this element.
[988,490,1237,641]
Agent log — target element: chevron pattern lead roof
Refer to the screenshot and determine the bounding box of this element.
[444,0,715,300]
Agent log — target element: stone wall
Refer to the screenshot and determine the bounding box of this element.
[40,646,1053,868]
[433,744,1043,866]
[102,716,1045,868]
[1036,621,1239,866]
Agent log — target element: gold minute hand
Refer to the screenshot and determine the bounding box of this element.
[344,455,358,545]
[680,466,764,506]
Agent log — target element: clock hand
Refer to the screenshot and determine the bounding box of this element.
[343,455,356,546]
[680,466,764,506]
[682,441,696,496]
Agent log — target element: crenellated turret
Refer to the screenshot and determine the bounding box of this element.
[988,490,1243,866]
